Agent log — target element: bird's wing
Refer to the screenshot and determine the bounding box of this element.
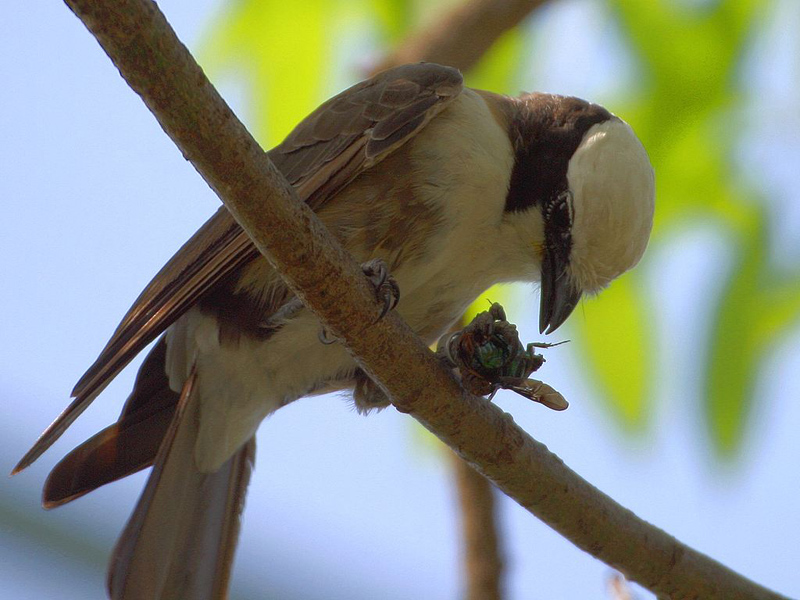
[14,63,463,473]
[271,62,463,210]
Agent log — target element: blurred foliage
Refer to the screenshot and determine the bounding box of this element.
[201,0,798,458]
[603,0,800,458]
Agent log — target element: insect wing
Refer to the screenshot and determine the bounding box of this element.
[503,378,569,411]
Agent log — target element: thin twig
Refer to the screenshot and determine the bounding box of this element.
[60,1,793,599]
[452,453,504,600]
[374,0,549,73]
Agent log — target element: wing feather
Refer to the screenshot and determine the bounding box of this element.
[14,63,463,473]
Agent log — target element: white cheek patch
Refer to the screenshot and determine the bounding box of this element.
[565,119,655,292]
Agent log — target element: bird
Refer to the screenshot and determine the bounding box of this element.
[13,63,655,599]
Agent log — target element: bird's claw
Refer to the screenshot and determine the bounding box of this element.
[361,258,400,322]
[318,327,337,345]
[317,259,399,345]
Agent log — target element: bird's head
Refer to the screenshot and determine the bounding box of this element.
[503,93,655,334]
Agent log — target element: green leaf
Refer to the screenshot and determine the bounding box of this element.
[707,217,800,457]
[705,232,763,457]
[756,278,800,344]
[200,0,330,146]
[574,276,652,430]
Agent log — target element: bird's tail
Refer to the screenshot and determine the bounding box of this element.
[107,367,255,600]
[43,337,255,599]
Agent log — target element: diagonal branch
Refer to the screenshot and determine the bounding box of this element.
[60,1,792,599]
[374,0,549,72]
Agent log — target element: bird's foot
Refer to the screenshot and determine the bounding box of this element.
[361,258,400,322]
[318,259,400,345]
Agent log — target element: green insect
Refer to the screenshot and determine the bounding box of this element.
[437,303,568,410]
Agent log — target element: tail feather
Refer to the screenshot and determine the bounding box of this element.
[108,368,256,600]
[43,338,178,508]
[13,337,175,476]
[42,402,175,508]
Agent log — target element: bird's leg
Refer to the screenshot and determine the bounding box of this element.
[319,258,400,345]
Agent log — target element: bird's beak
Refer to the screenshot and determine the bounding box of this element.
[539,249,582,334]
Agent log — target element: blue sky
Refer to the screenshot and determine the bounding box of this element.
[1,1,799,599]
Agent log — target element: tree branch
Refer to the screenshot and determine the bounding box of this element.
[374,0,549,72]
[60,1,792,599]
[452,452,504,600]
